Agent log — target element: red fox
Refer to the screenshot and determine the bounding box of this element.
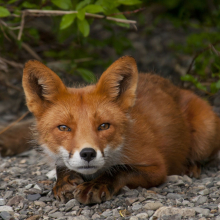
[22,56,220,204]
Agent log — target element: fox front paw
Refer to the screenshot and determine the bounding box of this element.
[74,181,113,204]
[53,173,84,203]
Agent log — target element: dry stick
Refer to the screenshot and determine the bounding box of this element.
[0,57,23,69]
[8,30,42,61]
[24,9,137,24]
[108,7,146,16]
[17,9,137,43]
[18,11,25,41]
[0,111,30,135]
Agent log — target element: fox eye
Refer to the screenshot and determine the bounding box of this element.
[58,125,71,131]
[98,123,110,131]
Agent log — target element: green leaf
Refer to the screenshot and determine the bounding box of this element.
[77,68,96,83]
[181,74,196,83]
[22,2,38,8]
[0,6,10,17]
[118,0,142,5]
[60,13,76,29]
[76,0,91,10]
[84,5,104,13]
[77,8,86,20]
[51,0,72,10]
[7,0,17,4]
[195,82,207,91]
[77,18,90,37]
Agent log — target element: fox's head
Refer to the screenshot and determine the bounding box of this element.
[23,56,138,175]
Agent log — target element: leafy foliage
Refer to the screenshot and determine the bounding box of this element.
[0,0,220,94]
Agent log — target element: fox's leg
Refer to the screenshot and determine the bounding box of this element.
[53,166,84,203]
[74,163,167,204]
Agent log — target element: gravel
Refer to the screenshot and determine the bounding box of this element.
[1,149,220,219]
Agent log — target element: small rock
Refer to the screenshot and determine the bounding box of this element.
[125,197,138,205]
[167,175,179,183]
[153,207,195,218]
[129,217,138,220]
[0,206,13,213]
[136,212,148,218]
[92,213,100,219]
[48,212,63,218]
[0,211,13,220]
[144,202,163,210]
[25,184,33,189]
[27,194,41,201]
[167,193,183,200]
[72,215,89,220]
[33,184,42,191]
[132,202,142,211]
[216,181,220,186]
[101,209,112,217]
[3,191,13,200]
[199,189,209,196]
[0,198,5,206]
[39,196,52,202]
[34,201,46,207]
[193,207,210,216]
[183,175,192,184]
[197,196,208,204]
[26,215,41,220]
[65,199,80,211]
[7,195,24,206]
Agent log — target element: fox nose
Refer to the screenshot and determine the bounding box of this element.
[80,148,96,162]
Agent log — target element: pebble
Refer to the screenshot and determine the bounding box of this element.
[144,202,163,210]
[0,206,13,213]
[65,199,80,211]
[136,212,148,218]
[27,194,41,201]
[167,193,183,200]
[0,198,5,206]
[34,201,46,207]
[0,211,13,220]
[193,207,210,216]
[48,212,63,218]
[153,206,195,218]
[1,142,220,220]
[6,195,24,206]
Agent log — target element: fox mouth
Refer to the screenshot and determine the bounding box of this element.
[77,166,97,169]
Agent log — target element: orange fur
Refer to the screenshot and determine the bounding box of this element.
[22,56,220,204]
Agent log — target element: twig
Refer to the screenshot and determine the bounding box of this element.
[18,11,25,40]
[108,7,146,16]
[24,9,137,24]
[0,20,11,41]
[210,44,220,56]
[186,41,220,74]
[2,81,23,92]
[8,30,42,61]
[0,111,30,135]
[0,57,23,69]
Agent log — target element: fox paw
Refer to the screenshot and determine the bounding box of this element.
[74,182,113,204]
[53,173,84,203]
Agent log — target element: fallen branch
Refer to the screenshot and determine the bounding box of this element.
[0,111,30,135]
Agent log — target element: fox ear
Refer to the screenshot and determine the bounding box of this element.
[95,56,138,110]
[22,60,67,117]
